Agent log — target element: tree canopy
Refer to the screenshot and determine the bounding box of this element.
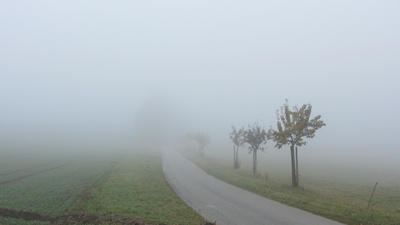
[245,124,270,153]
[230,126,245,148]
[272,99,326,148]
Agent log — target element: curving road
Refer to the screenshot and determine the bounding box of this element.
[162,148,345,225]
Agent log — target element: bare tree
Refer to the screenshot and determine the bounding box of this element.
[270,99,326,187]
[195,131,210,157]
[244,123,270,175]
[230,126,245,169]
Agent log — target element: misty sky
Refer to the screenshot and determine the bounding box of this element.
[1,1,399,168]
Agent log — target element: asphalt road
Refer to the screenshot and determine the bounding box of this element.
[162,148,345,225]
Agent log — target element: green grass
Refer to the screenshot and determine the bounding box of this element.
[184,151,400,225]
[1,157,115,214]
[0,148,205,225]
[83,150,205,225]
[0,152,119,224]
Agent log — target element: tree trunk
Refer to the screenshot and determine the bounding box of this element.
[237,147,239,168]
[295,146,299,186]
[253,150,257,175]
[290,145,298,187]
[233,146,237,169]
[235,146,239,169]
[199,145,204,157]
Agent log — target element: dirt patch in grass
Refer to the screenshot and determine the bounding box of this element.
[0,207,51,222]
[0,207,151,224]
[54,213,152,224]
[0,208,217,225]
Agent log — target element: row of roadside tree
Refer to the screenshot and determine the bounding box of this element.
[229,100,326,188]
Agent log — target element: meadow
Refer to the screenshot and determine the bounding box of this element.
[0,148,205,225]
[82,149,205,225]
[0,150,123,224]
[183,150,400,225]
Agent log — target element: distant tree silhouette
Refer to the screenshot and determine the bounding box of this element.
[230,126,245,169]
[195,131,210,157]
[244,123,270,175]
[270,99,326,187]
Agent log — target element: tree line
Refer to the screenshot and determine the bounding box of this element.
[184,131,210,157]
[229,100,326,188]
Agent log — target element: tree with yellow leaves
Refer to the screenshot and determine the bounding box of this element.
[270,100,326,187]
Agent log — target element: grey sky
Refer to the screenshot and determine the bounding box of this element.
[1,1,399,172]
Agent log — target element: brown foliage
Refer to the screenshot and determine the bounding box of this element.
[271,99,326,148]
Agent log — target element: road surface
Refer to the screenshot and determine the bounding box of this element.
[162,148,345,225]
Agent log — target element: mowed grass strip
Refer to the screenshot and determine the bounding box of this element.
[84,150,205,225]
[184,151,400,225]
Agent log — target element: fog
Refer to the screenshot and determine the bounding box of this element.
[1,1,399,185]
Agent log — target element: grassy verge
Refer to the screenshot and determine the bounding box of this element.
[83,150,205,225]
[183,151,400,225]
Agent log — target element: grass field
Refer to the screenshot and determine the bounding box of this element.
[0,148,206,225]
[183,150,400,225]
[83,149,205,225]
[0,151,118,225]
